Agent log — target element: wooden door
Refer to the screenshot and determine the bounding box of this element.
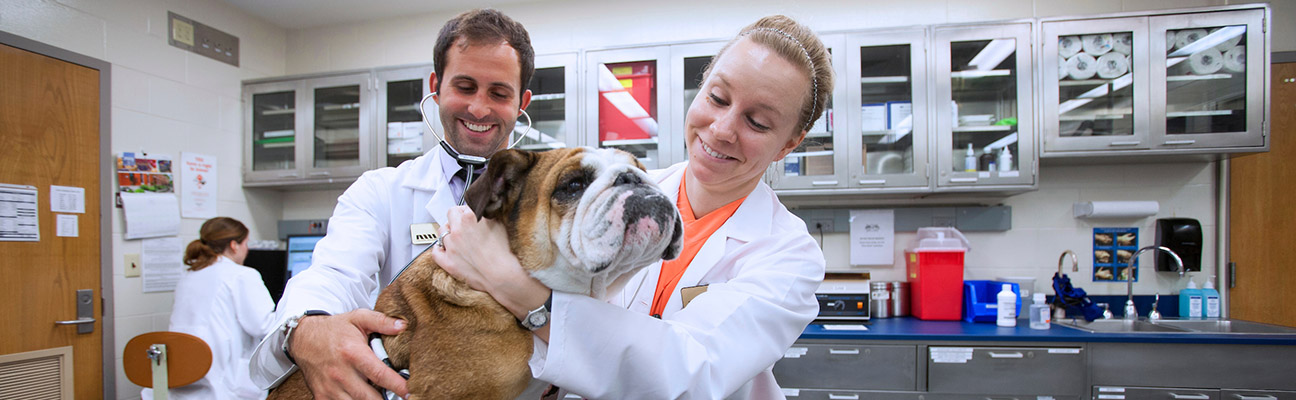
[0,42,104,398]
[1229,62,1296,326]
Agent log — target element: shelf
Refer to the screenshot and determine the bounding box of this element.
[1166,74,1234,82]
[1059,113,1131,121]
[392,104,419,112]
[860,76,909,84]
[531,93,566,101]
[953,125,1013,133]
[1060,79,1113,87]
[1167,110,1235,118]
[806,131,833,138]
[262,129,295,138]
[320,103,362,111]
[951,70,1011,79]
[261,108,295,116]
[601,138,658,146]
[517,143,567,151]
[787,150,834,158]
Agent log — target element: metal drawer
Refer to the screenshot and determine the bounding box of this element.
[1094,386,1219,400]
[927,346,1085,396]
[774,343,918,391]
[1221,390,1296,400]
[783,389,924,400]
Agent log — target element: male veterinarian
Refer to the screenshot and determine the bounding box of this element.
[248,9,536,398]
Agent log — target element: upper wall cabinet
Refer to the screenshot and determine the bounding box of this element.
[1041,6,1268,157]
[375,65,434,169]
[519,53,582,152]
[770,34,851,192]
[244,72,374,187]
[585,46,674,169]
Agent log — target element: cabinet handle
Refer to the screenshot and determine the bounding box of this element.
[857,179,886,185]
[1236,396,1278,400]
[1109,141,1141,146]
[1097,395,1126,400]
[812,180,839,186]
[310,171,332,176]
[828,348,860,355]
[950,177,978,183]
[983,397,1021,400]
[1170,393,1211,400]
[278,173,299,178]
[828,394,859,400]
[1163,140,1197,146]
[987,351,1024,359]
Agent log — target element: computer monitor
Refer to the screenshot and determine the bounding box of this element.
[285,234,325,280]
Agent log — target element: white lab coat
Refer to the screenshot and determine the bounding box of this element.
[165,256,276,400]
[529,161,826,400]
[249,148,467,388]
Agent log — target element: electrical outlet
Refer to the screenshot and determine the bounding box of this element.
[809,218,835,232]
[124,253,141,277]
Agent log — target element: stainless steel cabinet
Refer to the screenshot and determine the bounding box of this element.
[846,29,931,191]
[375,65,433,168]
[933,22,1038,191]
[927,346,1086,396]
[243,72,373,187]
[584,46,674,169]
[519,53,581,152]
[770,33,850,191]
[773,343,918,391]
[1042,17,1151,153]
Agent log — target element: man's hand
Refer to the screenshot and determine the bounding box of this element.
[289,309,409,399]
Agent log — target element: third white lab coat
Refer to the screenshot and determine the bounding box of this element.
[528,161,827,399]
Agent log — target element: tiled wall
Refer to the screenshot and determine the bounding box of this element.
[0,0,286,397]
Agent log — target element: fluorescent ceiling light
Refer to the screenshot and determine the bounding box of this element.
[985,132,1018,150]
[968,39,1016,71]
[1168,26,1245,58]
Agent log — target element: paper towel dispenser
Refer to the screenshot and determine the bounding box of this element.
[1155,218,1202,273]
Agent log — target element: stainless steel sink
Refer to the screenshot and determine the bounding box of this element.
[1057,319,1192,333]
[1149,319,1296,335]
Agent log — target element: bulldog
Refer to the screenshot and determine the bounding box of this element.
[269,147,684,399]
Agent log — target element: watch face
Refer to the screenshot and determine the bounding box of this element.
[529,313,548,328]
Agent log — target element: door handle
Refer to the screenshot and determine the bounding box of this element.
[1169,393,1211,400]
[987,351,1024,359]
[950,177,978,183]
[811,180,839,186]
[56,289,95,334]
[1109,141,1141,146]
[1163,140,1197,146]
[857,179,887,185]
[55,318,96,325]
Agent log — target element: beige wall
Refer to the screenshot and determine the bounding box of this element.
[1,0,286,397]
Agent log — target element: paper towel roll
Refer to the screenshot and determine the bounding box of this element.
[1167,31,1178,50]
[1082,33,1114,56]
[1059,55,1068,80]
[1212,27,1243,52]
[1175,29,1209,51]
[1066,53,1098,80]
[1223,46,1246,73]
[1059,36,1082,58]
[1188,48,1224,75]
[1111,33,1133,55]
[1073,201,1160,219]
[1096,52,1129,79]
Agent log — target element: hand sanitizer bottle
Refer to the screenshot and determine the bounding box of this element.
[1179,280,1203,319]
[997,283,1017,327]
[1201,279,1221,319]
[964,143,977,172]
[1029,292,1051,329]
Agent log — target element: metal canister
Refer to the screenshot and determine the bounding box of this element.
[870,281,893,319]
[890,281,910,317]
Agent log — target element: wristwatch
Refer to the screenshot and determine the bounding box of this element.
[519,292,553,331]
[281,309,331,364]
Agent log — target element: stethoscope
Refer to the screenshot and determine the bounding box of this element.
[417,91,532,205]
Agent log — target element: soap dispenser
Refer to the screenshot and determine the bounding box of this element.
[1201,279,1221,319]
[1179,280,1203,319]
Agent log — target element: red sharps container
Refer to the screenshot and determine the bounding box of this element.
[905,227,971,320]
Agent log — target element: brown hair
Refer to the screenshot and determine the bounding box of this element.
[703,15,834,133]
[183,217,249,271]
[433,9,535,99]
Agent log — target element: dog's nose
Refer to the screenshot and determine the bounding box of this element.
[614,171,642,186]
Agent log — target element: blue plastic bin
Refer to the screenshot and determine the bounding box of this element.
[963,280,1021,323]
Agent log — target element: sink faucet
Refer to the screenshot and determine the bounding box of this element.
[1124,246,1184,320]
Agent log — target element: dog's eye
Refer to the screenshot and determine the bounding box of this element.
[565,179,587,193]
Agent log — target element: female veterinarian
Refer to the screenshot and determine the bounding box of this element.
[433,15,830,399]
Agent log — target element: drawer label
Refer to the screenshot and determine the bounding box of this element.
[782,388,800,397]
[784,347,808,359]
[1047,348,1081,354]
[930,347,974,363]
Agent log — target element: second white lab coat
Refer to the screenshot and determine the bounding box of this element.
[528,161,827,399]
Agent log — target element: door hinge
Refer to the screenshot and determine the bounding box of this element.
[1229,262,1237,289]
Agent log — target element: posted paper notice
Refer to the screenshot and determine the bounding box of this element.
[0,183,39,242]
[850,209,895,265]
[50,185,85,214]
[180,153,217,219]
[121,192,181,239]
[56,214,78,237]
[142,237,184,292]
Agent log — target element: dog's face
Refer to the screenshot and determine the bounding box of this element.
[465,147,683,298]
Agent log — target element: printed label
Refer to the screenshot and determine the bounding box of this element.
[930,347,974,363]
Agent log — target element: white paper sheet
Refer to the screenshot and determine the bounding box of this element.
[0,183,39,242]
[179,153,218,219]
[142,237,185,293]
[823,324,870,331]
[56,214,78,237]
[50,185,85,214]
[850,209,895,266]
[121,192,181,239]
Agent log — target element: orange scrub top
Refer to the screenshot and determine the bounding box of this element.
[649,172,747,318]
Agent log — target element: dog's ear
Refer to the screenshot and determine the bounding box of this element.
[464,149,538,220]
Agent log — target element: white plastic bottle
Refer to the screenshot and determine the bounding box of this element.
[964,143,977,172]
[997,283,1017,327]
[1029,292,1051,330]
[1202,279,1221,319]
[997,147,1013,172]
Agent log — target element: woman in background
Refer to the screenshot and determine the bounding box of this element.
[164,217,276,399]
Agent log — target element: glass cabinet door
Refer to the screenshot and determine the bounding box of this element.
[846,30,929,190]
[244,81,303,182]
[586,47,674,169]
[1042,17,1151,153]
[934,23,1036,188]
[306,73,372,179]
[518,53,580,151]
[669,42,724,170]
[1150,9,1266,149]
[771,34,848,191]
[376,66,432,168]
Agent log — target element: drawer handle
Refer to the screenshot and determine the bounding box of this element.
[1109,141,1141,146]
[278,173,299,178]
[828,348,860,355]
[1170,393,1211,400]
[1236,396,1278,400]
[1163,140,1197,146]
[1098,395,1126,400]
[987,351,1024,359]
[812,180,839,186]
[950,177,978,183]
[857,179,886,185]
[310,171,332,176]
[828,394,859,400]
[984,397,1021,400]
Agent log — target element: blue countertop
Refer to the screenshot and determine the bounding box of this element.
[802,317,1296,345]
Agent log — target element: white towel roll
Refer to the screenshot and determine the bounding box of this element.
[1211,27,1243,52]
[1188,48,1224,75]
[1175,29,1209,51]
[1082,34,1114,55]
[1066,53,1098,80]
[1167,31,1178,50]
[1096,53,1129,79]
[1059,55,1068,80]
[1223,46,1246,73]
[1111,33,1133,55]
[1059,36,1082,58]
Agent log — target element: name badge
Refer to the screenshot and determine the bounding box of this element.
[410,223,440,245]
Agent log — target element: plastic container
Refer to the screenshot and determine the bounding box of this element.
[1202,279,1221,319]
[997,284,1018,327]
[964,144,977,172]
[907,228,971,321]
[997,147,1013,172]
[1029,292,1051,330]
[963,280,1019,323]
[1179,280,1203,319]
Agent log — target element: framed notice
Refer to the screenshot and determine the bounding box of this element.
[1093,227,1138,282]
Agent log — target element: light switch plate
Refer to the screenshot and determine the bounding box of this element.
[124,253,141,277]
